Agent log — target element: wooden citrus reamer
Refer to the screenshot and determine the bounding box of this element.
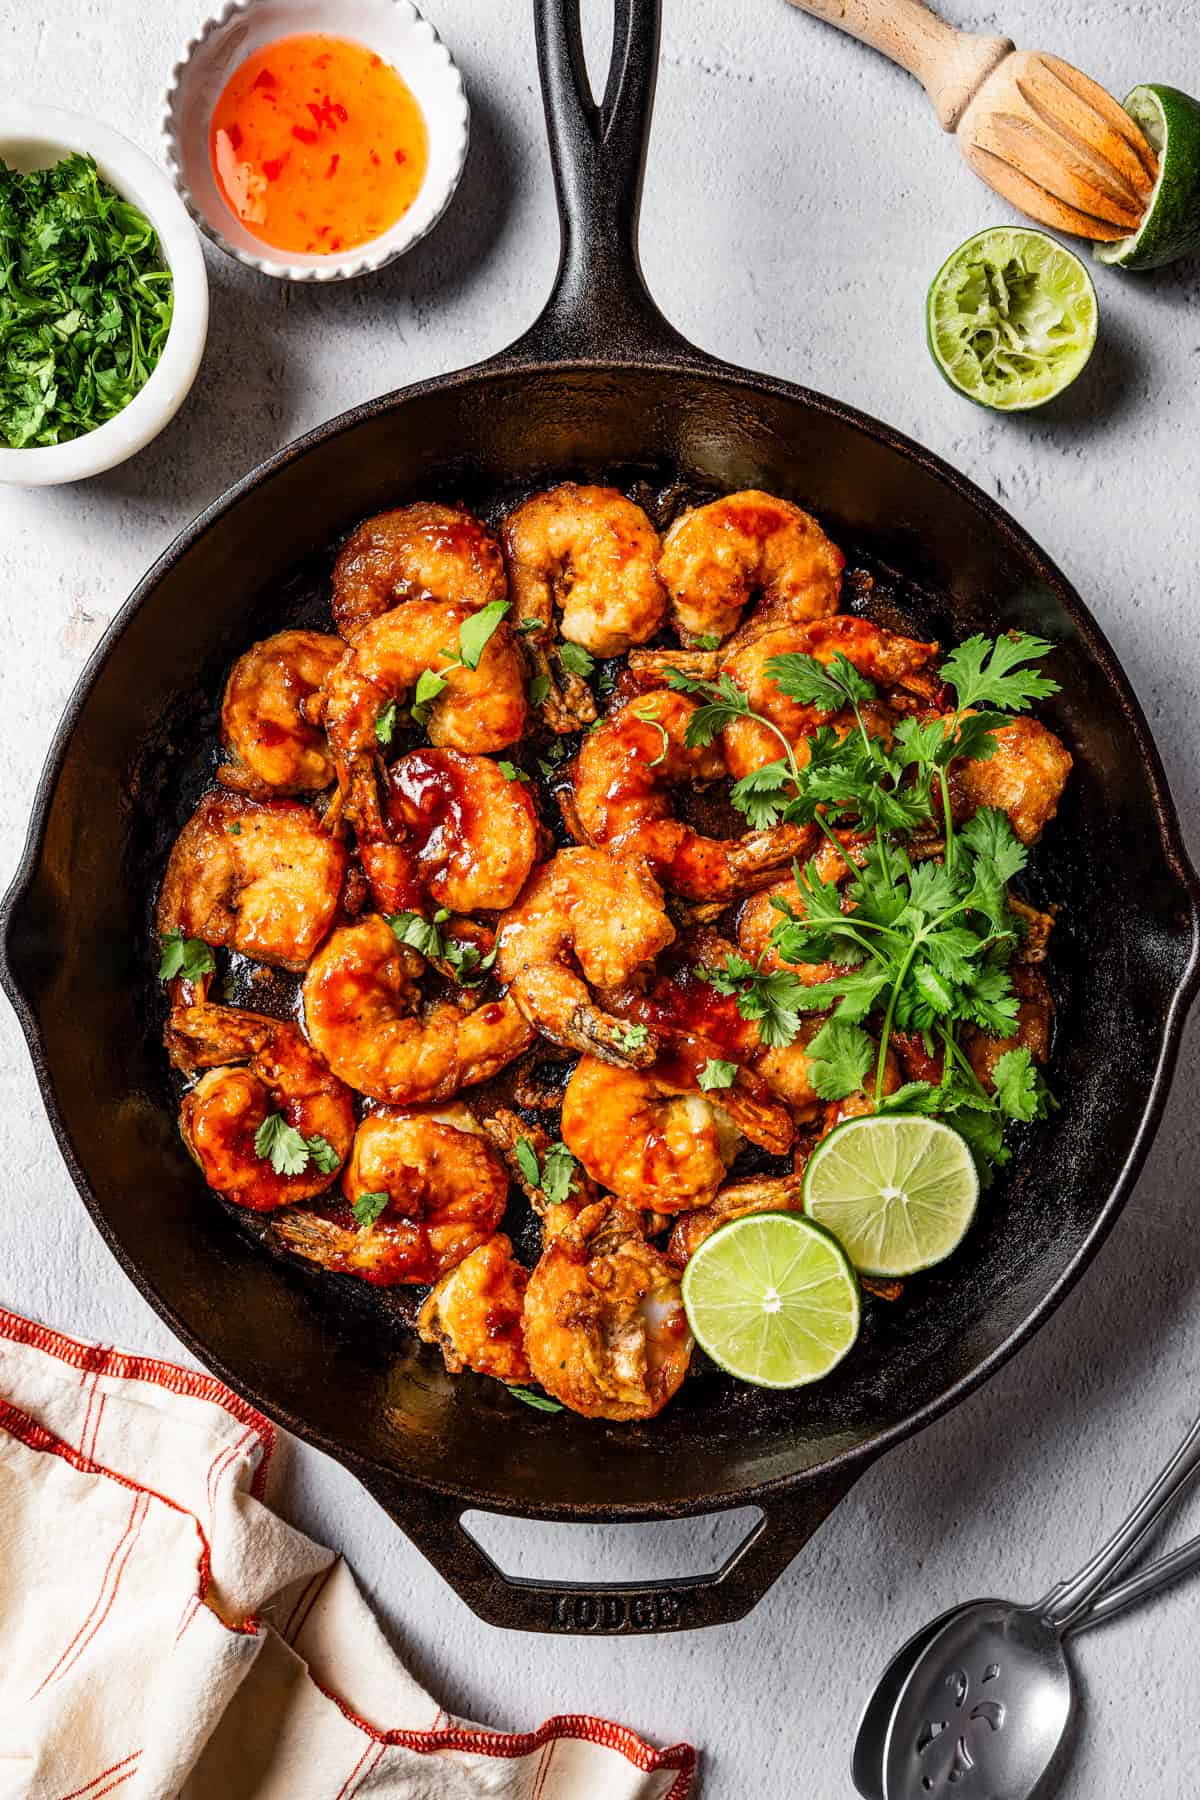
[785,0,1158,240]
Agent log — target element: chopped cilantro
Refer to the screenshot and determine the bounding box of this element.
[0,154,173,449]
[515,1136,581,1206]
[558,641,595,679]
[507,1386,564,1413]
[457,599,511,669]
[253,1114,341,1179]
[375,700,399,746]
[386,910,496,987]
[697,1057,738,1091]
[158,929,215,984]
[352,1189,390,1230]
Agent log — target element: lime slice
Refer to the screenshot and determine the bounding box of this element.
[803,1115,979,1278]
[681,1212,860,1388]
[926,227,1097,410]
[1095,85,1200,271]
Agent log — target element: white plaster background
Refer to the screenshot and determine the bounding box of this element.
[1,1,1198,1792]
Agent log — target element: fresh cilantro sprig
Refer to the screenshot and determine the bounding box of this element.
[697,953,807,1048]
[0,154,173,448]
[254,1114,340,1179]
[384,600,511,735]
[158,929,215,983]
[557,641,595,679]
[673,630,1058,877]
[387,909,497,988]
[352,1189,390,1230]
[515,1137,581,1206]
[697,1057,738,1091]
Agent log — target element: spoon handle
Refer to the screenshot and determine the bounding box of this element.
[782,0,1013,129]
[1042,1411,1200,1631]
[1068,1530,1200,1636]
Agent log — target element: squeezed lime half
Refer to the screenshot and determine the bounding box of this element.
[681,1211,861,1389]
[803,1114,979,1279]
[927,227,1098,409]
[1095,85,1200,271]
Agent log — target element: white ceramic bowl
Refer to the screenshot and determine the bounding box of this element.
[163,0,469,281]
[0,106,209,488]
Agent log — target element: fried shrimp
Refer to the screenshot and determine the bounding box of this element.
[658,489,844,644]
[720,616,938,779]
[316,598,528,833]
[359,748,548,916]
[523,1200,692,1420]
[503,483,666,655]
[596,932,830,1126]
[502,484,667,730]
[494,847,676,1065]
[417,1234,531,1382]
[157,791,347,971]
[330,503,506,641]
[954,716,1073,845]
[568,689,809,900]
[303,914,536,1104]
[165,1003,355,1212]
[561,1047,793,1213]
[272,1103,509,1285]
[217,629,346,797]
[667,1171,806,1267]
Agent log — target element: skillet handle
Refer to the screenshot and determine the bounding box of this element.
[502,0,698,366]
[356,1464,863,1634]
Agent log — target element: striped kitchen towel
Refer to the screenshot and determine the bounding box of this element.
[0,1308,695,1799]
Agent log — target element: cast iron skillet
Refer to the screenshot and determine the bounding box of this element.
[3,0,1199,1636]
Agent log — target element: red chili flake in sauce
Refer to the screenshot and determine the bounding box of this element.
[210,35,429,255]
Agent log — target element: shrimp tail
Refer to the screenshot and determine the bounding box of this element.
[711,1072,796,1157]
[165,1002,275,1072]
[268,1211,354,1269]
[510,971,659,1068]
[524,639,597,735]
[625,648,720,688]
[723,824,816,892]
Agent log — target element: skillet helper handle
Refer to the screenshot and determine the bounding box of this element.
[1069,1529,1200,1636]
[1042,1409,1200,1633]
[783,0,1012,131]
[512,0,694,364]
[358,1465,863,1635]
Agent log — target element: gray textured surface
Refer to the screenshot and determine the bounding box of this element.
[1,1,1198,1792]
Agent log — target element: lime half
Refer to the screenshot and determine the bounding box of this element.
[681,1212,861,1388]
[927,227,1097,410]
[1095,85,1200,271]
[803,1116,979,1279]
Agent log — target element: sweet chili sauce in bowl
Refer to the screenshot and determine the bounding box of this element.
[164,0,468,281]
[210,35,428,257]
